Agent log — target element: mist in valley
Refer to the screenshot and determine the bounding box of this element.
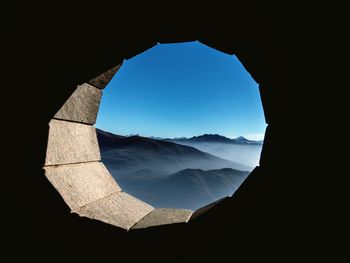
[97,129,252,210]
[102,146,252,180]
[170,141,263,168]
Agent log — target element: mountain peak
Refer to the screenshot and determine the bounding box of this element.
[189,134,233,143]
[234,136,248,140]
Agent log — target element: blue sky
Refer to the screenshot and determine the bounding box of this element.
[96,41,266,140]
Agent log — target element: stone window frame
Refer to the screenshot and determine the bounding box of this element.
[43,46,263,230]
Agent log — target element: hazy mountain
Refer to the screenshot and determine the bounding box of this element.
[97,129,252,179]
[97,129,252,210]
[165,134,263,145]
[189,134,233,143]
[163,135,263,167]
[122,168,249,210]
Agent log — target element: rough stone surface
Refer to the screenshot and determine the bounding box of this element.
[44,162,121,211]
[74,192,154,230]
[132,208,193,229]
[45,119,101,165]
[54,83,102,124]
[190,197,229,220]
[88,64,122,89]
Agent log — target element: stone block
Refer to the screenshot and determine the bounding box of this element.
[74,192,154,230]
[54,83,102,124]
[88,64,122,89]
[132,208,193,229]
[45,119,100,165]
[44,162,121,211]
[190,197,229,220]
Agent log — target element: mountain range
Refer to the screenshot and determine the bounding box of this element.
[97,129,253,210]
[164,134,263,145]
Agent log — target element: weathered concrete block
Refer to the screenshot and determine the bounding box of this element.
[45,119,100,165]
[54,83,102,124]
[44,162,121,211]
[190,197,229,220]
[132,208,193,229]
[74,192,154,230]
[88,64,122,89]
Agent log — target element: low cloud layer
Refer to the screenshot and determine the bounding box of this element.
[171,141,263,167]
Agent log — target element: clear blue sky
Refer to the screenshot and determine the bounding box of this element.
[96,41,266,140]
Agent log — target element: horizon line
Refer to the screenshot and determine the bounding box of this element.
[96,128,265,141]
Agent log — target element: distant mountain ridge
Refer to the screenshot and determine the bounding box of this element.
[164,134,263,145]
[98,129,263,145]
[97,129,252,178]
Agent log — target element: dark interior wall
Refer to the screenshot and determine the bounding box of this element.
[6,1,324,261]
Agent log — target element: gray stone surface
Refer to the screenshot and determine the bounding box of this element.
[190,197,229,220]
[44,162,121,211]
[54,83,102,124]
[88,64,122,89]
[74,192,154,230]
[132,208,193,229]
[45,119,101,165]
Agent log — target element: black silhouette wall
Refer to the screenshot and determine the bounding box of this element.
[7,1,314,261]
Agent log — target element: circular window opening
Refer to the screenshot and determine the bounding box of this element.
[43,41,266,230]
